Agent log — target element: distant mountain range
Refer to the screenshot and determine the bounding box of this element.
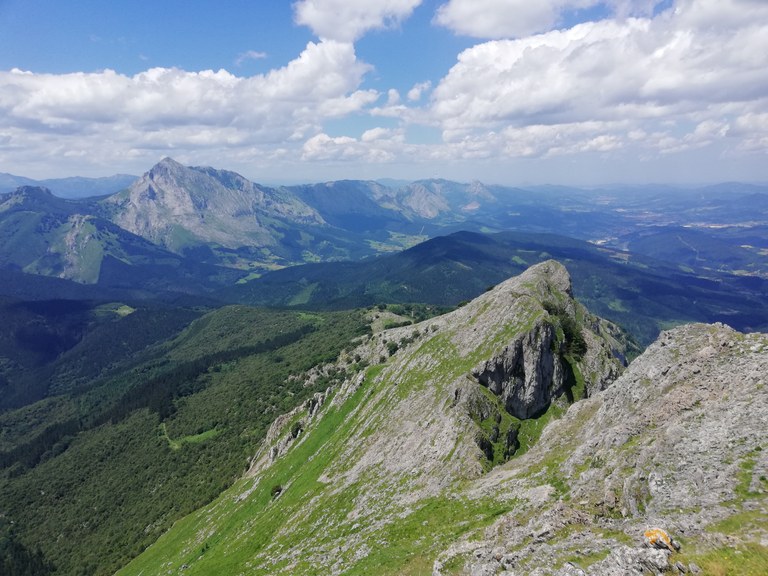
[221,229,768,345]
[1,159,768,576]
[0,185,241,292]
[0,172,138,199]
[1,157,766,344]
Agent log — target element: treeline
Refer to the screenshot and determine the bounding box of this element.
[0,323,317,472]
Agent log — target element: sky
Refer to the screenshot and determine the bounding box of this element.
[0,0,767,185]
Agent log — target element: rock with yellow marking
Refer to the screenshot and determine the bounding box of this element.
[643,527,680,552]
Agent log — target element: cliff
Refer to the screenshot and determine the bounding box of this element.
[117,261,628,575]
[443,322,768,575]
[117,262,767,576]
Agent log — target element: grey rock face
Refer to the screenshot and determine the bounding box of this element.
[472,320,563,419]
[104,157,323,252]
[118,260,768,576]
[238,261,628,574]
[439,322,768,576]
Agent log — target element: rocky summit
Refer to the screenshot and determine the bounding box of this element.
[117,262,767,576]
[104,157,323,254]
[441,322,768,576]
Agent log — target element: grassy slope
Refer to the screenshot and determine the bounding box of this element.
[119,267,601,576]
[0,305,369,575]
[117,352,518,576]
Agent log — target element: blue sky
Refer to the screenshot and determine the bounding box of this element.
[0,0,766,185]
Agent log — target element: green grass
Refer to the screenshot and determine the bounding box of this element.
[515,399,567,456]
[673,447,768,576]
[117,366,380,575]
[677,543,768,576]
[0,306,369,576]
[734,455,762,500]
[287,282,318,306]
[117,315,529,576]
[160,423,221,450]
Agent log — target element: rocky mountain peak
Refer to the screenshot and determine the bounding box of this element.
[117,258,768,575]
[148,156,184,178]
[119,262,632,575]
[4,185,55,205]
[0,185,72,214]
[14,185,55,198]
[444,321,768,575]
[103,158,323,255]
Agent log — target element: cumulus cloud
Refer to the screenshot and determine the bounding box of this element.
[407,81,431,101]
[427,0,768,161]
[2,0,767,182]
[235,50,268,66]
[0,41,378,174]
[294,0,422,41]
[302,129,405,162]
[434,0,665,38]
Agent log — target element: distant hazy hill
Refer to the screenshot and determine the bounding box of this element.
[223,230,768,344]
[0,172,137,198]
[2,158,766,324]
[101,158,387,268]
[104,158,323,250]
[6,158,768,279]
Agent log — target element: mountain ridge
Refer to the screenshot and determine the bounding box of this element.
[0,185,243,290]
[3,157,768,284]
[117,261,631,575]
[0,172,137,199]
[117,263,768,576]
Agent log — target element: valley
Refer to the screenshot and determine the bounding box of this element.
[0,159,766,575]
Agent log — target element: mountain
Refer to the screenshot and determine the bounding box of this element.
[0,297,203,411]
[116,262,768,576]
[0,302,371,575]
[223,230,768,345]
[395,178,500,220]
[290,180,410,232]
[4,160,767,289]
[102,158,336,266]
[620,224,768,277]
[0,185,243,293]
[0,173,137,198]
[0,173,36,191]
[289,178,509,228]
[440,321,768,576]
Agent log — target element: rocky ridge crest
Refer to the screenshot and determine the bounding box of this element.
[105,157,323,253]
[442,322,768,575]
[118,261,631,576]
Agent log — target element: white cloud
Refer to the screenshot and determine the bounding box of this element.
[361,127,398,142]
[303,128,406,162]
[435,0,562,38]
[407,81,431,101]
[0,41,379,175]
[2,0,767,183]
[235,50,268,66]
[386,89,401,106]
[427,0,768,162]
[434,0,665,38]
[294,0,422,41]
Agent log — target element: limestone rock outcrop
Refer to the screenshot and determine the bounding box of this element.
[439,322,768,575]
[119,263,767,576]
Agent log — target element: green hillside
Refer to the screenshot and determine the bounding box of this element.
[116,261,628,576]
[223,230,768,345]
[0,304,370,575]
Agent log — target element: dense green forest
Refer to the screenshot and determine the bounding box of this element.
[0,303,372,575]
